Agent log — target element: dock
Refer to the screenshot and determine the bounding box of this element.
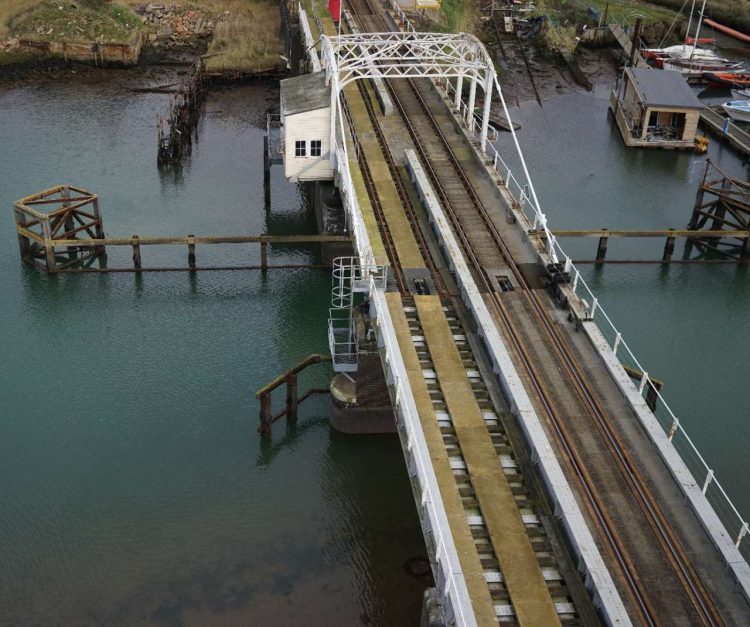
[699,105,750,156]
[608,22,648,68]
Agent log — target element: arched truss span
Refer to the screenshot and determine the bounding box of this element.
[320,31,497,151]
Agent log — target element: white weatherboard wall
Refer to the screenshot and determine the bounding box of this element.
[283,109,334,181]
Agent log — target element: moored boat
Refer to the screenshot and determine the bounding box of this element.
[664,58,742,75]
[721,100,750,122]
[703,71,750,89]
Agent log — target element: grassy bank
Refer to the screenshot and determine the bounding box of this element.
[0,1,40,38]
[119,0,284,73]
[6,0,140,44]
[200,0,283,72]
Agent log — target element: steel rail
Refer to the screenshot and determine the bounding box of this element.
[339,92,409,294]
[351,73,448,296]
[345,2,580,623]
[387,72,659,627]
[384,46,722,627]
[397,73,723,627]
[345,1,723,622]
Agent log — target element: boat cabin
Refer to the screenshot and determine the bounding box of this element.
[610,67,702,149]
[280,72,334,181]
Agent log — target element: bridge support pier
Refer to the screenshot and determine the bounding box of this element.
[419,588,444,627]
[596,232,609,263]
[662,231,676,263]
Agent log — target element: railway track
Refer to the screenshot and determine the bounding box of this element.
[344,0,725,625]
[334,7,587,624]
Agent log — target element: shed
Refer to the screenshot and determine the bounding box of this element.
[280,72,334,181]
[609,67,703,149]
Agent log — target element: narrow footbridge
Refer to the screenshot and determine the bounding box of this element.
[290,1,750,624]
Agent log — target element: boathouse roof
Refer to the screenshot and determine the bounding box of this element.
[280,72,330,116]
[626,67,702,110]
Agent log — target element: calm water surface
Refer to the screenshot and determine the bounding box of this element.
[496,83,750,516]
[0,80,426,625]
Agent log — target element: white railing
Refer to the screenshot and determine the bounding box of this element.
[328,47,475,620]
[298,5,322,72]
[383,0,750,578]
[328,308,359,372]
[370,278,475,626]
[384,0,416,33]
[467,86,750,568]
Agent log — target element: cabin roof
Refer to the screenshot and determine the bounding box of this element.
[280,72,330,116]
[626,67,702,110]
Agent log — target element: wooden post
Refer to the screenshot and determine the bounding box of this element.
[740,236,750,264]
[596,232,609,263]
[662,231,676,262]
[259,393,272,436]
[689,165,709,229]
[187,234,196,272]
[92,196,106,258]
[629,18,642,67]
[61,186,78,261]
[14,208,31,265]
[132,235,142,271]
[260,241,268,269]
[263,135,271,210]
[286,373,298,422]
[41,214,56,272]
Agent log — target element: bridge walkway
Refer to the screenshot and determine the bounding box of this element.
[608,23,648,67]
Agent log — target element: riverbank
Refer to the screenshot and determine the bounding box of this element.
[0,0,286,75]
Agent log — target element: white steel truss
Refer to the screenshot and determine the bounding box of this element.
[321,31,498,153]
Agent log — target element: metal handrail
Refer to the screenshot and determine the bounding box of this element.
[387,0,750,567]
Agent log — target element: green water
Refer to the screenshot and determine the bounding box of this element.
[0,82,426,625]
[496,84,750,518]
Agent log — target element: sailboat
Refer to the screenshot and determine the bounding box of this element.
[641,0,740,74]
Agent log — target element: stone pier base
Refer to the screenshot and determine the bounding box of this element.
[420,588,445,627]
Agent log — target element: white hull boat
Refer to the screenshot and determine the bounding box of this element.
[721,100,750,122]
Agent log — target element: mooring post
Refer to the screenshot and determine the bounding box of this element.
[595,231,609,264]
[131,235,142,272]
[14,207,31,265]
[286,373,298,422]
[187,234,196,272]
[259,393,272,436]
[41,214,57,272]
[263,135,271,210]
[629,17,642,66]
[260,241,268,270]
[61,186,77,260]
[662,230,676,263]
[92,196,106,257]
[738,235,750,264]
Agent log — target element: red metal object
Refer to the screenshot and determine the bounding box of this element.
[685,37,715,45]
[704,18,750,44]
[329,0,341,22]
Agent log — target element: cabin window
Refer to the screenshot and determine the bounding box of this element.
[648,111,658,127]
[295,140,306,157]
[310,140,322,157]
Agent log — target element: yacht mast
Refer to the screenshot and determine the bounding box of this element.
[685,0,697,44]
[689,0,708,60]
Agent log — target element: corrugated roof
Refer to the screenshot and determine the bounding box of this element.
[280,72,330,116]
[627,67,703,110]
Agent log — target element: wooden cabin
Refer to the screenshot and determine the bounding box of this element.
[610,67,702,149]
[280,72,334,181]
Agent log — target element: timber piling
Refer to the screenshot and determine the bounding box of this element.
[256,353,332,436]
[14,185,350,273]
